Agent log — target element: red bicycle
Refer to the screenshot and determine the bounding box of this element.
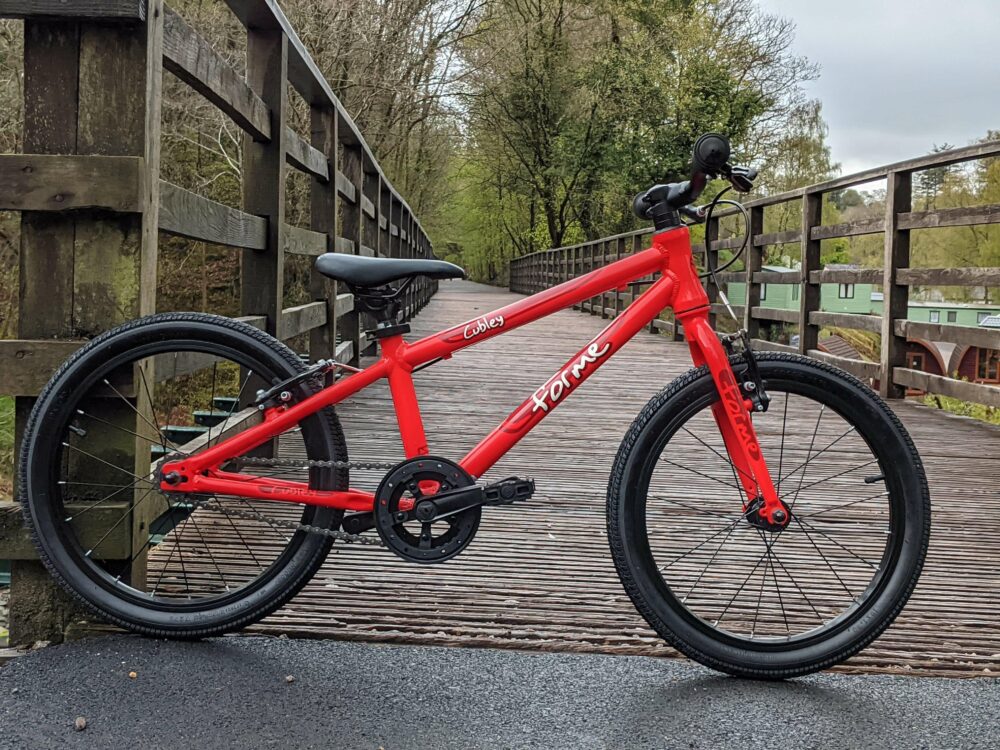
[20,134,929,678]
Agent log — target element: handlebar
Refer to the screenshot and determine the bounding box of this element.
[632,133,757,231]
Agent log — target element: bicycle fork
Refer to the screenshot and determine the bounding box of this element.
[676,309,788,529]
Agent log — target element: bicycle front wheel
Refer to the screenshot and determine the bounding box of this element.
[19,312,348,638]
[607,352,930,678]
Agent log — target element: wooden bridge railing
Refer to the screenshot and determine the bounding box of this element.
[0,0,436,644]
[510,142,1000,407]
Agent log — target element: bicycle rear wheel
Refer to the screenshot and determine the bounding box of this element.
[607,353,930,678]
[19,312,348,638]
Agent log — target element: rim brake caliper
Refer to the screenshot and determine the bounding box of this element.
[721,330,770,414]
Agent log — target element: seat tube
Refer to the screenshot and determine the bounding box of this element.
[381,335,430,458]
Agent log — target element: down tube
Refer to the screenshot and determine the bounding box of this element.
[461,274,676,478]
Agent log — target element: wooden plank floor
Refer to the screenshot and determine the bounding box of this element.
[164,280,1000,676]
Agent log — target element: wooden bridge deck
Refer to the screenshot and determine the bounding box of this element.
[244,280,1000,677]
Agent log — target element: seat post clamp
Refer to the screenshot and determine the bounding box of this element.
[367,322,411,339]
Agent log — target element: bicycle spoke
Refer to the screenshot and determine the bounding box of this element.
[783,458,879,500]
[796,520,857,600]
[795,517,877,569]
[787,404,825,512]
[681,517,741,603]
[798,490,890,519]
[659,457,740,492]
[775,424,858,490]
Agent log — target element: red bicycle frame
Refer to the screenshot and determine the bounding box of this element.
[160,225,785,524]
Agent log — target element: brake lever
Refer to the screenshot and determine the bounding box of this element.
[727,165,757,193]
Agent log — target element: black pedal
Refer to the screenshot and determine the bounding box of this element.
[483,477,535,506]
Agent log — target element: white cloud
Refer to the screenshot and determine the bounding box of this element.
[755,0,1000,175]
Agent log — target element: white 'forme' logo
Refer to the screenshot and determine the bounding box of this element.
[463,314,504,340]
[530,341,612,414]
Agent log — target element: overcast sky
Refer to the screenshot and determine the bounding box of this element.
[756,0,1000,176]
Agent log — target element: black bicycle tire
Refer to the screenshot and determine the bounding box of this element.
[606,352,930,678]
[18,312,348,639]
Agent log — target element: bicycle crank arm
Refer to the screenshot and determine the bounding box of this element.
[401,477,535,523]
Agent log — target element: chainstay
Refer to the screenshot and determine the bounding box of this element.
[176,457,396,545]
[232,457,397,471]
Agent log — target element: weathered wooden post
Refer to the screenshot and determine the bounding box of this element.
[310,105,339,362]
[880,170,912,398]
[6,0,164,645]
[705,215,720,330]
[340,141,364,364]
[798,191,823,355]
[242,25,288,340]
[745,205,765,340]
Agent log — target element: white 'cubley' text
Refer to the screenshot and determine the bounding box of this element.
[463,314,505,340]
[530,341,612,414]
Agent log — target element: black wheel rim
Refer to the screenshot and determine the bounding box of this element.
[33,338,337,611]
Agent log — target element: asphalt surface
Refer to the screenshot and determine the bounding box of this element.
[0,635,997,750]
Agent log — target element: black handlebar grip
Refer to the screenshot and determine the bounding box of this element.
[692,133,730,175]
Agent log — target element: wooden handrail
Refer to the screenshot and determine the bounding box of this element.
[510,140,1000,406]
[0,0,440,645]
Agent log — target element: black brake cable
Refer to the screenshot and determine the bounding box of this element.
[695,187,751,325]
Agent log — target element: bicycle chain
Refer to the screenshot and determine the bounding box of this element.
[173,457,398,546]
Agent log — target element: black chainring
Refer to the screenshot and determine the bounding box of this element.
[373,456,481,563]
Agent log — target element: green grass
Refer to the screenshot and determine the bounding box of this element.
[0,395,12,498]
[922,393,1000,426]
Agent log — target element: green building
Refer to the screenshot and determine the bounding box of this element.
[726,265,1000,326]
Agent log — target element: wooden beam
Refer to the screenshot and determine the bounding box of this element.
[0,0,145,20]
[336,170,356,204]
[751,339,796,353]
[334,293,354,317]
[158,180,266,249]
[284,125,328,180]
[811,216,885,240]
[753,270,801,284]
[334,339,354,363]
[809,268,884,284]
[896,267,1000,287]
[753,229,801,247]
[235,314,267,329]
[283,223,326,256]
[0,154,142,212]
[809,310,883,334]
[335,237,354,254]
[806,350,880,379]
[162,6,270,141]
[280,301,327,339]
[752,306,799,323]
[0,340,83,396]
[898,204,1000,231]
[896,319,1000,350]
[893,368,1000,408]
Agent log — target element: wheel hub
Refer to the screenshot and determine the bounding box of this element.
[745,496,791,532]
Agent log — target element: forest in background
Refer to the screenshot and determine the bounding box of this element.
[0,0,997,486]
[0,0,997,334]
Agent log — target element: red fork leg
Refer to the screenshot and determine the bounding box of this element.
[681,311,785,525]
